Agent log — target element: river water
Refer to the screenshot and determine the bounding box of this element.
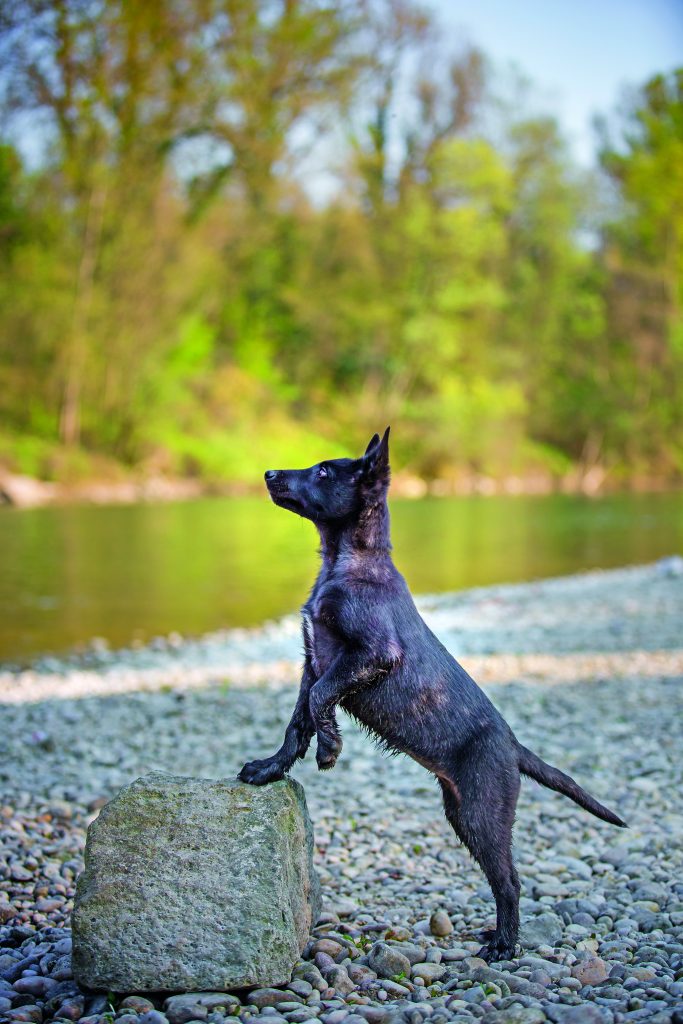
[1,491,681,663]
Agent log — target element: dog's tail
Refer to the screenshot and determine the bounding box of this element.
[517,742,627,827]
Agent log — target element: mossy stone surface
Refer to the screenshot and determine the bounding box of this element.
[72,772,320,992]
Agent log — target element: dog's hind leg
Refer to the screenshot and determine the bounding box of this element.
[439,755,521,962]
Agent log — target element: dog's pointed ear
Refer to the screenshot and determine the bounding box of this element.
[365,433,381,455]
[376,426,390,468]
[361,426,390,492]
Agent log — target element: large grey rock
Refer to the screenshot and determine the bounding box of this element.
[72,772,321,992]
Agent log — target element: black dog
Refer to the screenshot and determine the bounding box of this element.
[238,428,626,961]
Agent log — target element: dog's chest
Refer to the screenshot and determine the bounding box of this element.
[302,606,341,678]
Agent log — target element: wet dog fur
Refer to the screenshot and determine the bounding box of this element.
[238,428,627,961]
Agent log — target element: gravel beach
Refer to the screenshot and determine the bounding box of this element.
[1,561,682,1024]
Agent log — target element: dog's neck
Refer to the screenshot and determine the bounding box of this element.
[317,497,392,566]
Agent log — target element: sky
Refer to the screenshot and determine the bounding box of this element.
[428,0,683,164]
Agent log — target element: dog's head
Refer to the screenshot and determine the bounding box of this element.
[264,427,390,524]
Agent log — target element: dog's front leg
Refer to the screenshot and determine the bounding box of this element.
[238,661,316,785]
[309,650,383,770]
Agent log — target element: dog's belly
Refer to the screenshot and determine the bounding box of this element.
[341,669,446,754]
[341,662,489,762]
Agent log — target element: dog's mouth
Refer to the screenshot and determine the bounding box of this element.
[267,483,306,514]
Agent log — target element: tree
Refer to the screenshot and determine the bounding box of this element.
[0,5,680,487]
[597,69,683,475]
[0,0,365,458]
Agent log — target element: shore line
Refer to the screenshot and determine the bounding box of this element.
[2,648,682,706]
[2,468,682,508]
[2,560,682,703]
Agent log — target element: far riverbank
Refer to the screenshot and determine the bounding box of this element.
[1,467,681,509]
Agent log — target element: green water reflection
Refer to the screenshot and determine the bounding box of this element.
[0,492,681,662]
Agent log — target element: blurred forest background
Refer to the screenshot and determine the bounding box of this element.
[0,0,682,494]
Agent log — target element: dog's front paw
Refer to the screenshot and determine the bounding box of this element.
[316,731,342,771]
[238,757,286,786]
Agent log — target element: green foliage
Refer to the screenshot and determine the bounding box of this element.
[595,70,683,476]
[0,3,680,487]
[0,432,57,479]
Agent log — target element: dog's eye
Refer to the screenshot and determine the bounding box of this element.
[318,466,328,479]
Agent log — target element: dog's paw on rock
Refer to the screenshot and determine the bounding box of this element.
[238,757,286,785]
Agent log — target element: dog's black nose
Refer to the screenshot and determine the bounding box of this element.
[264,470,278,482]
